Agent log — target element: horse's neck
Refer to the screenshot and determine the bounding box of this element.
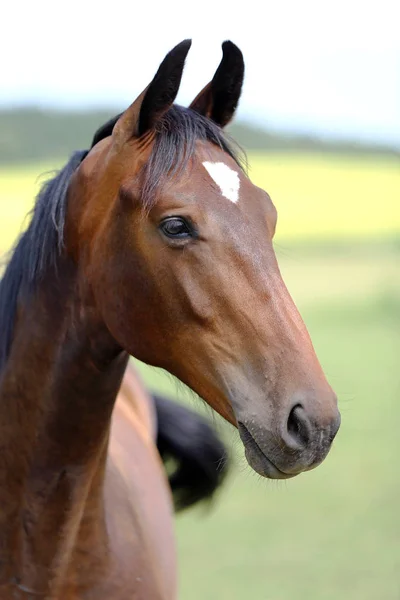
[0,261,128,591]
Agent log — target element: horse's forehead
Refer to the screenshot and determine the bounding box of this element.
[202,161,240,204]
[193,143,243,204]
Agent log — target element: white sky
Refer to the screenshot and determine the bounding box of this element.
[2,0,399,146]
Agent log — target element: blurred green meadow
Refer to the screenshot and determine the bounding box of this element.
[1,153,399,599]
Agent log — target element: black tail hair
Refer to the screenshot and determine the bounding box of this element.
[153,394,230,511]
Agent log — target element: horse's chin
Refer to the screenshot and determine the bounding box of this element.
[243,435,297,480]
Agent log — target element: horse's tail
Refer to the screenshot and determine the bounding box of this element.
[152,394,230,512]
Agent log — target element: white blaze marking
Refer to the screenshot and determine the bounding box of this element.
[202,161,240,203]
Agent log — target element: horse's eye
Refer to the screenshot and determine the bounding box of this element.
[160,217,193,239]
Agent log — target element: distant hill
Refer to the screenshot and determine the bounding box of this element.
[0,107,398,164]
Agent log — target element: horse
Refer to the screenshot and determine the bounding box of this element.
[0,40,341,598]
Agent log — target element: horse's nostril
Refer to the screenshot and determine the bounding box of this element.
[286,404,311,449]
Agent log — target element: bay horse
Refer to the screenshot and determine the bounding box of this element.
[0,40,341,598]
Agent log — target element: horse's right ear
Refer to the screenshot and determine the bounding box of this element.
[113,40,192,147]
[189,41,244,128]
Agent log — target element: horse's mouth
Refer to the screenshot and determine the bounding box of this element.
[237,422,297,480]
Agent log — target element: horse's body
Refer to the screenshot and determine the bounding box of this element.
[0,40,341,598]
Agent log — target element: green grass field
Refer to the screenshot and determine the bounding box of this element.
[1,154,399,599]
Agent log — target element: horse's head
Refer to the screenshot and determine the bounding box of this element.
[68,40,340,479]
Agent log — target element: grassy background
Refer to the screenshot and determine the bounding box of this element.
[1,154,399,599]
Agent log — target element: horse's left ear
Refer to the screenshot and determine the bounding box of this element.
[113,39,192,147]
[189,41,244,128]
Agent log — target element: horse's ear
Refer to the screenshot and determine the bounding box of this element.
[189,41,244,128]
[113,40,192,146]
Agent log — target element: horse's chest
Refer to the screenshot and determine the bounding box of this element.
[101,406,177,599]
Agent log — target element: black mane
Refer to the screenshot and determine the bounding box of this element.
[0,150,87,370]
[0,105,244,372]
